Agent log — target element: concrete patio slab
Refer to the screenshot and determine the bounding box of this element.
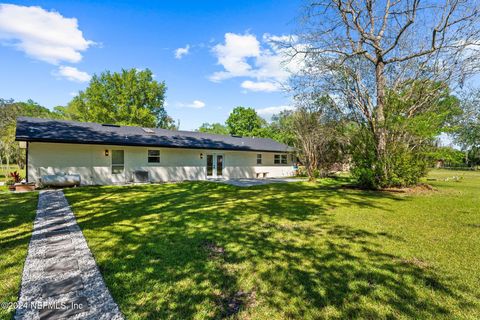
[214,178,307,187]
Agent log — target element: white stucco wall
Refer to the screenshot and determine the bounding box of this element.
[27,142,295,185]
[223,151,295,179]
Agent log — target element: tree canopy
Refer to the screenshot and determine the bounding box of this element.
[64,68,175,129]
[226,106,267,137]
[0,99,64,170]
[197,122,229,135]
[454,89,480,165]
[289,0,479,188]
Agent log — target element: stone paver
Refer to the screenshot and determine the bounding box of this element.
[42,276,84,298]
[38,296,89,320]
[44,228,71,238]
[44,245,75,259]
[15,190,123,320]
[43,219,66,226]
[44,259,79,274]
[46,238,73,246]
[46,226,71,234]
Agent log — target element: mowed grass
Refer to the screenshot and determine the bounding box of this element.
[0,192,38,320]
[63,170,480,319]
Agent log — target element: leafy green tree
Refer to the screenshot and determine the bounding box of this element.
[430,146,465,167]
[65,68,172,128]
[350,80,461,188]
[226,106,267,137]
[0,99,63,172]
[197,122,229,135]
[52,105,70,119]
[293,1,479,188]
[454,89,480,166]
[269,110,296,145]
[290,96,347,181]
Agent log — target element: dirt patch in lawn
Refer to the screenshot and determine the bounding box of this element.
[382,183,436,194]
[203,240,226,258]
[220,290,257,317]
[202,240,257,317]
[398,257,431,269]
[343,183,437,194]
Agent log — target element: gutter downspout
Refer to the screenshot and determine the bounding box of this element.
[26,142,29,183]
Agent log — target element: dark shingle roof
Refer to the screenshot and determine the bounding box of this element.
[16,117,293,153]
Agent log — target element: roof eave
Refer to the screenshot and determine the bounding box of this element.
[16,137,294,153]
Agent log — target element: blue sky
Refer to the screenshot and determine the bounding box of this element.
[0,0,302,130]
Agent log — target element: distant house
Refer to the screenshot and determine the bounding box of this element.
[15,117,295,185]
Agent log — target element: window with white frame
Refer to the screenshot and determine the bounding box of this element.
[111,150,124,174]
[256,154,262,164]
[274,154,288,165]
[274,154,281,164]
[148,150,160,163]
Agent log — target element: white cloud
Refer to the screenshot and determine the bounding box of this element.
[190,100,205,108]
[262,34,298,49]
[0,4,93,64]
[210,32,303,92]
[55,66,91,82]
[210,33,260,82]
[256,105,295,118]
[174,44,190,59]
[241,80,280,92]
[178,100,206,109]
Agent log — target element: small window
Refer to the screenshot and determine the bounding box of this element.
[281,154,287,164]
[274,154,281,164]
[256,154,262,165]
[148,150,160,163]
[112,150,124,174]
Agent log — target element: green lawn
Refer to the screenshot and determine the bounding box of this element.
[0,192,38,320]
[62,170,480,319]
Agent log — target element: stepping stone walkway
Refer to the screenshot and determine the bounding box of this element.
[15,190,123,320]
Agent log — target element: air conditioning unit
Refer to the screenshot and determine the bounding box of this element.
[133,170,149,183]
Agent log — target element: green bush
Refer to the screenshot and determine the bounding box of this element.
[350,80,460,189]
[350,128,431,189]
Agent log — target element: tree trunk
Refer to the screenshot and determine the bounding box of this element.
[375,60,388,184]
[306,153,316,182]
[6,153,10,178]
[0,150,4,181]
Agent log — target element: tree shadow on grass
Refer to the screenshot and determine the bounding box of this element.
[64,182,474,319]
[0,192,38,320]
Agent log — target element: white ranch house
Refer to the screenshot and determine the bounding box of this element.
[16,117,296,185]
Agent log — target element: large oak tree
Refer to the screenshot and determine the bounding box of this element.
[65,68,175,129]
[291,0,480,187]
